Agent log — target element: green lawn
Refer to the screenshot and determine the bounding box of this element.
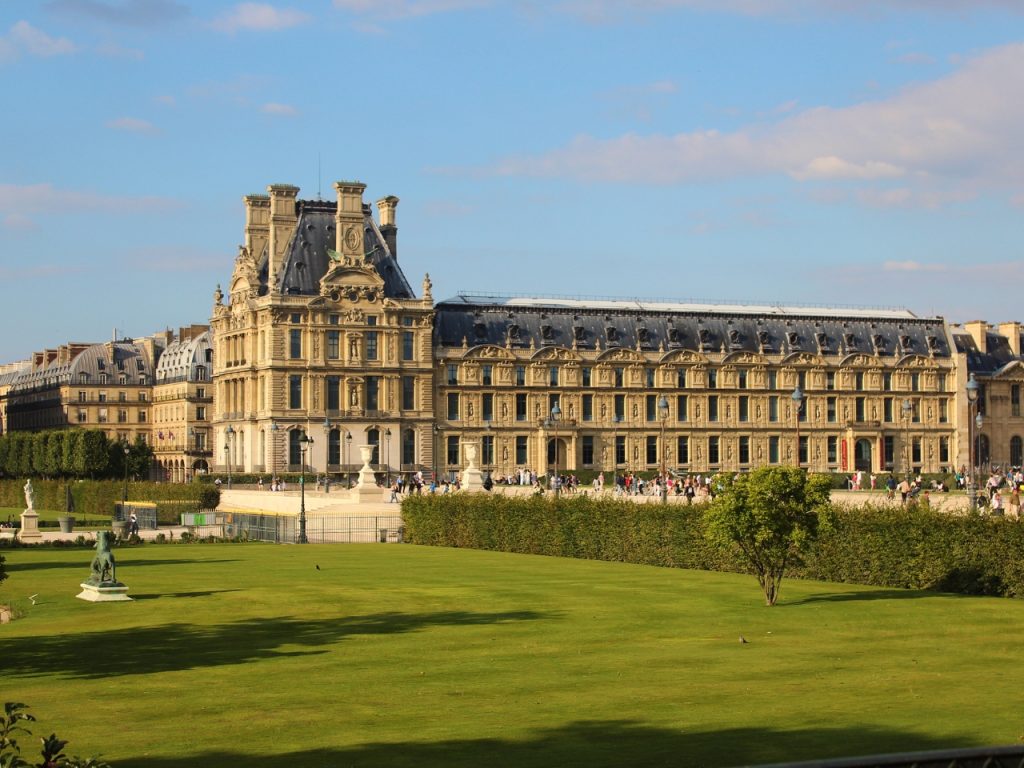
[1,543,1022,767]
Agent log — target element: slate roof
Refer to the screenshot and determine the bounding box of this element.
[9,342,157,393]
[260,200,415,299]
[952,330,1022,375]
[155,331,212,383]
[435,294,952,359]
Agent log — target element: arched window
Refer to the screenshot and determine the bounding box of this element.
[402,429,415,467]
[368,428,380,466]
[328,429,341,467]
[1011,436,1023,467]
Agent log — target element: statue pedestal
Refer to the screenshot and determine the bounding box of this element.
[17,510,42,543]
[76,582,132,602]
[461,442,485,493]
[353,445,383,502]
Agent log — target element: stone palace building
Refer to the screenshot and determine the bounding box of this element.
[3,176,1024,483]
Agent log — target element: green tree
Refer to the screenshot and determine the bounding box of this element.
[31,433,48,477]
[44,431,65,478]
[128,435,153,481]
[78,431,110,479]
[704,467,832,606]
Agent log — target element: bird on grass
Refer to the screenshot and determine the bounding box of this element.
[739,635,748,644]
[315,564,320,571]
[28,594,38,605]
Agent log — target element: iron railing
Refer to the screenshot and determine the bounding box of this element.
[210,512,404,544]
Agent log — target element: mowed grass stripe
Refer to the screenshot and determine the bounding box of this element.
[1,543,1022,767]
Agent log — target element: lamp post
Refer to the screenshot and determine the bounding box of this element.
[385,428,392,486]
[612,413,621,484]
[225,424,234,489]
[658,395,669,503]
[298,431,313,544]
[975,411,984,508]
[901,398,914,481]
[432,424,440,487]
[791,387,804,469]
[550,403,561,497]
[966,373,979,511]
[270,422,278,480]
[122,443,130,506]
[323,417,331,480]
[345,430,352,487]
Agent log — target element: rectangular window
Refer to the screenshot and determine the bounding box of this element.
[583,394,593,421]
[646,395,657,421]
[738,396,749,422]
[912,399,921,423]
[99,392,107,403]
[327,331,340,360]
[77,410,86,423]
[739,436,750,464]
[884,436,895,470]
[708,369,717,389]
[366,376,380,411]
[646,436,658,465]
[549,366,559,387]
[855,397,865,422]
[769,436,779,464]
[446,436,459,467]
[118,410,127,423]
[482,393,494,422]
[614,394,625,420]
[911,372,920,392]
[366,331,378,361]
[515,436,527,464]
[402,377,415,411]
[883,371,893,391]
[646,368,655,387]
[196,406,206,421]
[289,329,302,359]
[676,395,688,422]
[447,393,460,421]
[138,410,147,423]
[482,436,494,465]
[448,364,458,386]
[769,396,779,422]
[1013,385,1021,417]
[708,436,720,465]
[482,365,493,386]
[327,377,341,411]
[978,384,987,416]
[515,393,527,421]
[367,316,377,326]
[139,392,148,402]
[118,391,127,402]
[799,436,808,465]
[768,370,777,390]
[708,395,718,422]
[582,436,594,466]
[884,397,893,422]
[826,372,835,391]
[329,314,339,325]
[940,436,950,464]
[614,367,624,388]
[827,436,838,464]
[938,398,948,423]
[289,375,302,409]
[827,397,837,423]
[78,391,86,402]
[615,435,625,465]
[515,366,526,386]
[798,371,807,390]
[855,371,864,391]
[548,393,561,415]
[738,370,747,389]
[290,313,301,324]
[582,367,592,387]
[936,374,946,392]
[912,438,922,464]
[677,436,689,465]
[402,331,414,361]
[677,368,687,388]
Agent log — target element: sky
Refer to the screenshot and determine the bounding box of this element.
[1,0,1023,364]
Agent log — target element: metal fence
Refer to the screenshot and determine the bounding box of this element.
[201,513,404,544]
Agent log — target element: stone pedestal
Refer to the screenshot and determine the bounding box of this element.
[461,442,485,492]
[76,582,132,602]
[17,510,42,543]
[353,445,383,502]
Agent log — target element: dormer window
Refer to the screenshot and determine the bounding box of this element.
[844,333,857,349]
[668,327,680,344]
[541,324,553,341]
[508,324,520,341]
[606,326,619,343]
[787,332,800,348]
[638,327,650,344]
[900,335,912,350]
[573,325,585,342]
[473,322,487,341]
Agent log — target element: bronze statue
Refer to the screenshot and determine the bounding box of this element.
[87,532,118,586]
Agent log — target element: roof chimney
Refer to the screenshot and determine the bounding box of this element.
[267,184,299,290]
[376,196,399,258]
[333,181,366,260]
[999,321,1022,357]
[965,320,988,354]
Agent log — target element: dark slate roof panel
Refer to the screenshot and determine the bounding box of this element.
[953,331,1020,375]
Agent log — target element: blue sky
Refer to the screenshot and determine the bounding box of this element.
[1,0,1022,363]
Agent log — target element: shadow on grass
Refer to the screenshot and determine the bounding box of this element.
[1,610,548,679]
[119,720,979,768]
[781,588,940,605]
[4,558,241,573]
[130,589,243,600]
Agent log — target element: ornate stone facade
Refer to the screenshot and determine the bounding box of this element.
[152,327,214,482]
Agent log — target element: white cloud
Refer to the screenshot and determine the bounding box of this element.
[476,42,1024,205]
[333,0,490,20]
[154,94,176,107]
[895,52,936,66]
[1,20,76,60]
[106,116,159,134]
[261,102,298,116]
[2,213,36,232]
[211,3,311,32]
[883,260,948,272]
[0,183,180,231]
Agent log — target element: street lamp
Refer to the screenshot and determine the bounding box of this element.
[612,413,621,483]
[432,424,440,487]
[966,373,979,511]
[122,442,130,506]
[225,424,234,489]
[345,430,352,487]
[298,431,313,544]
[385,428,392,486]
[901,398,914,481]
[550,403,561,497]
[791,387,804,469]
[658,395,669,503]
[270,422,278,480]
[323,417,331,480]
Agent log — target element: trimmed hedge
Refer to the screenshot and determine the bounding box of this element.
[401,495,1024,598]
[0,479,213,522]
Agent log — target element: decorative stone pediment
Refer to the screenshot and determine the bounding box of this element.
[318,263,384,301]
[780,352,827,366]
[895,354,939,369]
[659,348,708,364]
[719,351,766,366]
[229,245,260,301]
[530,346,581,362]
[989,360,1024,379]
[838,353,879,368]
[596,347,645,363]
[464,345,515,361]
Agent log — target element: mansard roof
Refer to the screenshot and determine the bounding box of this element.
[261,199,414,300]
[435,294,952,361]
[952,330,1022,375]
[10,341,158,393]
[155,331,212,383]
